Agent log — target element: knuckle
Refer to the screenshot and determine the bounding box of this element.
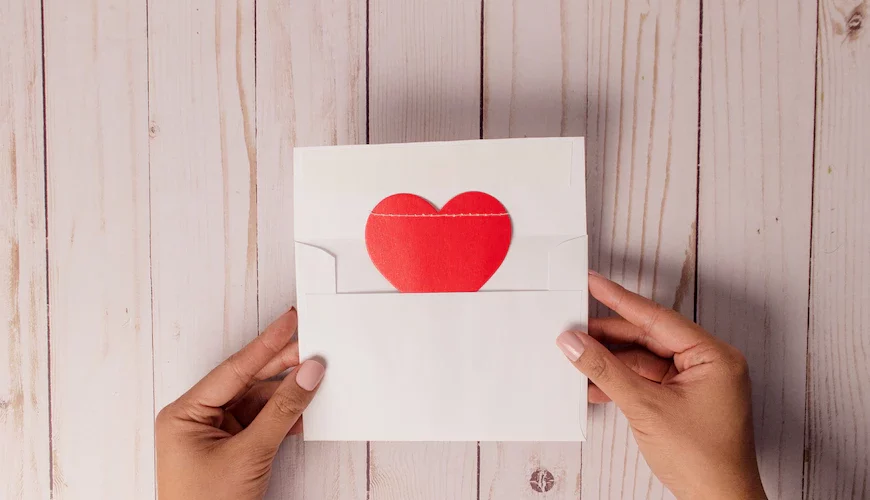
[684,341,723,368]
[271,389,308,418]
[584,354,610,382]
[705,343,750,381]
[281,345,300,369]
[726,348,750,378]
[155,405,172,427]
[641,303,680,336]
[226,353,255,387]
[258,334,284,356]
[641,305,664,334]
[155,403,180,434]
[610,285,628,312]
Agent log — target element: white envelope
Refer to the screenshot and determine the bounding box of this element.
[294,137,588,442]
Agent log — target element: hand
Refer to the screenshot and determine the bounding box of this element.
[557,272,766,500]
[156,309,325,500]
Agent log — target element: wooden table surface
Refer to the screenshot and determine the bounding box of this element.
[2,0,868,498]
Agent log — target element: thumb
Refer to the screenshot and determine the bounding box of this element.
[240,359,325,451]
[556,331,649,409]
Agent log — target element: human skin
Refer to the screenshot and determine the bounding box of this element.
[155,309,324,500]
[557,271,767,500]
[156,273,766,500]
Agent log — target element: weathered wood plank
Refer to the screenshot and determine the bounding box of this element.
[480,443,582,499]
[368,0,482,143]
[43,0,153,496]
[148,0,257,429]
[482,0,587,140]
[0,0,49,497]
[698,1,817,498]
[256,0,367,497]
[367,0,481,497]
[584,0,700,497]
[806,1,870,498]
[480,0,586,497]
[370,442,478,499]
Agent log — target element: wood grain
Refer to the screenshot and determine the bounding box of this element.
[480,0,585,497]
[806,0,870,498]
[698,1,817,498]
[367,0,481,497]
[370,442,478,499]
[480,443,582,499]
[256,0,367,497]
[0,0,49,497]
[584,0,700,498]
[43,0,153,497]
[16,0,870,497]
[483,0,587,140]
[148,0,257,409]
[369,0,482,143]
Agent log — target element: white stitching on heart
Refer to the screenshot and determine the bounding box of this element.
[369,212,509,218]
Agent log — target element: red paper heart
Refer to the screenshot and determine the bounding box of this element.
[365,192,512,293]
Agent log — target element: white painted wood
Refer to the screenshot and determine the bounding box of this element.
[370,442,478,499]
[0,0,49,497]
[483,0,587,140]
[367,0,481,497]
[19,1,870,498]
[480,0,585,497]
[369,0,482,143]
[256,0,367,497]
[480,443,582,499]
[42,0,153,497]
[584,0,700,498]
[698,1,816,499]
[806,1,870,498]
[299,443,369,500]
[148,0,257,409]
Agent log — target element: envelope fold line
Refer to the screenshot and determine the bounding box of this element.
[548,235,589,291]
[295,243,337,295]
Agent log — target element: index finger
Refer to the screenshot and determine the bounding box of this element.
[588,272,711,353]
[183,309,298,407]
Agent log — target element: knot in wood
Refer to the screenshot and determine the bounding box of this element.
[529,468,555,493]
[847,6,865,39]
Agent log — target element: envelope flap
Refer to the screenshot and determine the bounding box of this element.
[549,236,589,291]
[296,243,336,295]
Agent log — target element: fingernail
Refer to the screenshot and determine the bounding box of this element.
[295,360,325,391]
[588,270,603,278]
[556,331,586,362]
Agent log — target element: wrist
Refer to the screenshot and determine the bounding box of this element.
[700,477,766,500]
[744,480,767,500]
[684,464,765,500]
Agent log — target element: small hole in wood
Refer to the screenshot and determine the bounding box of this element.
[529,468,555,493]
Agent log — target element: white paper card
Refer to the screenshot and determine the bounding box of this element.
[295,137,588,442]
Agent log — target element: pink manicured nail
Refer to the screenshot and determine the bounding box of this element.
[588,269,603,278]
[556,332,586,361]
[295,360,325,391]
